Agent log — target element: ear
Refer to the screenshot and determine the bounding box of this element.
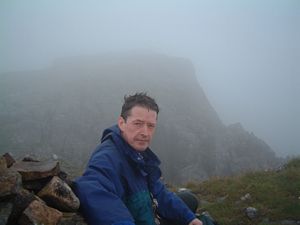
[118,116,126,132]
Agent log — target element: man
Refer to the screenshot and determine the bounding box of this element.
[74,93,202,225]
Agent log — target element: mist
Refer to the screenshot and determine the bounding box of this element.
[0,0,299,156]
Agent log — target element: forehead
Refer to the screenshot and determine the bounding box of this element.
[128,106,157,122]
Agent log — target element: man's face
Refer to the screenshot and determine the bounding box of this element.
[118,106,157,151]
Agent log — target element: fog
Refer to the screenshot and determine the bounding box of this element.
[0,0,299,156]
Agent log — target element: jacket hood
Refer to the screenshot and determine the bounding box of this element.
[101,124,121,143]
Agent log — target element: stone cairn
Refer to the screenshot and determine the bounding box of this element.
[0,153,87,225]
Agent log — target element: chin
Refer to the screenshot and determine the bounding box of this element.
[133,145,148,152]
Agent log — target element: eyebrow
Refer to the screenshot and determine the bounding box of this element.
[132,119,156,125]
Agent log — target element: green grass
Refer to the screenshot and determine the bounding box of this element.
[185,157,300,225]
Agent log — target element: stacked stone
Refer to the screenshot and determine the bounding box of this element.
[0,153,86,225]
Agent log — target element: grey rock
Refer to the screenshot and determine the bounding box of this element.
[18,200,63,225]
[6,189,42,225]
[240,193,251,201]
[0,157,7,172]
[2,153,15,168]
[11,160,60,181]
[0,168,22,199]
[245,207,258,219]
[38,176,80,212]
[0,201,14,225]
[22,154,40,162]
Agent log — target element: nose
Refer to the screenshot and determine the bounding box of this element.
[140,124,149,137]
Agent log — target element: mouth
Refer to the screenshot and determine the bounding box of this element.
[136,140,149,143]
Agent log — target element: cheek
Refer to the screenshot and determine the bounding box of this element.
[127,127,139,138]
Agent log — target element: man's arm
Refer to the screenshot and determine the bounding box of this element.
[73,149,134,225]
[150,179,197,225]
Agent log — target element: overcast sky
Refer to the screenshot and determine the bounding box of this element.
[1,0,299,156]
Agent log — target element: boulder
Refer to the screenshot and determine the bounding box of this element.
[0,168,22,199]
[23,176,52,193]
[0,157,7,172]
[11,160,60,181]
[245,206,258,219]
[0,200,14,225]
[240,193,251,201]
[58,170,73,188]
[22,154,40,162]
[38,176,80,212]
[18,200,63,225]
[6,189,42,225]
[2,153,15,168]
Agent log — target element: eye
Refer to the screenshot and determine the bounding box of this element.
[147,123,156,129]
[133,121,143,127]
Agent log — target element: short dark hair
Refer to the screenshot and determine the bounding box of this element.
[121,92,159,121]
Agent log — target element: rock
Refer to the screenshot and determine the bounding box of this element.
[241,193,251,201]
[6,189,42,225]
[0,200,14,225]
[0,168,22,199]
[245,206,258,219]
[52,154,58,160]
[11,160,60,181]
[0,157,7,172]
[22,154,40,162]
[58,170,73,187]
[2,153,15,168]
[58,212,87,225]
[38,176,80,212]
[23,176,52,193]
[18,200,63,225]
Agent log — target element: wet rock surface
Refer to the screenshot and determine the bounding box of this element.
[0,168,22,199]
[18,200,63,225]
[38,176,80,212]
[11,160,60,181]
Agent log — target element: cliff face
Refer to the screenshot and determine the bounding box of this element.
[0,52,279,184]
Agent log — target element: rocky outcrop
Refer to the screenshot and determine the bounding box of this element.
[0,153,86,225]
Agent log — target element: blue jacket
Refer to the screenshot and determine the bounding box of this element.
[74,125,195,225]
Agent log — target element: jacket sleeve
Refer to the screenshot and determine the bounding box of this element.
[73,147,135,225]
[151,179,195,225]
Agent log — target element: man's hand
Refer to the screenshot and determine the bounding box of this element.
[188,218,203,225]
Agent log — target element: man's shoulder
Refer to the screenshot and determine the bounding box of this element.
[92,138,119,158]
